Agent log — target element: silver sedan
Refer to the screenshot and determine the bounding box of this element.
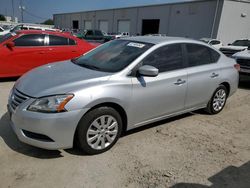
[8,36,239,154]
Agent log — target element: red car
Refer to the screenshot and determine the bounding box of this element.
[0,30,97,78]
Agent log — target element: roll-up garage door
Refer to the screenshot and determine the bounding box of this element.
[99,21,108,33]
[84,21,92,30]
[117,20,130,33]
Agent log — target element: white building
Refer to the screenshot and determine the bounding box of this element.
[54,0,250,44]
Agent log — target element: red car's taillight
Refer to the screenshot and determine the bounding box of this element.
[234,64,240,71]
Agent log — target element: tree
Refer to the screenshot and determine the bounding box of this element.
[42,19,54,25]
[0,14,6,21]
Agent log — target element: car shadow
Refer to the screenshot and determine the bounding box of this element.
[64,112,196,156]
[0,113,63,159]
[171,161,250,188]
[0,77,19,82]
[0,109,208,157]
[123,112,194,137]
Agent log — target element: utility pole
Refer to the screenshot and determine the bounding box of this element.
[12,0,15,22]
[19,0,25,22]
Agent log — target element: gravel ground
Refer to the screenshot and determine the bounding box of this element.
[0,80,250,188]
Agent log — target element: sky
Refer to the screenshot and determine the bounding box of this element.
[0,0,192,23]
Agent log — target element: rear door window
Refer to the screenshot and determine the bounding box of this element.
[185,44,220,67]
[14,34,45,46]
[69,38,76,45]
[49,35,69,46]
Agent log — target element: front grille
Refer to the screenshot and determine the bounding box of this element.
[220,49,242,57]
[237,58,250,69]
[10,89,30,110]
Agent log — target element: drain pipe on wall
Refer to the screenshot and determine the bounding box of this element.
[211,0,220,39]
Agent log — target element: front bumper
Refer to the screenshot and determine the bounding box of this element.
[7,102,89,150]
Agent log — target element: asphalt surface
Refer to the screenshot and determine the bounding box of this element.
[0,79,250,188]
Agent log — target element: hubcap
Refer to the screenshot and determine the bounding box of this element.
[87,115,118,150]
[213,89,226,112]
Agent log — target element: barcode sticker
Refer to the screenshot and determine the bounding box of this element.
[127,42,145,48]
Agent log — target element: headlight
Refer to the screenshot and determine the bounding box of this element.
[28,94,74,113]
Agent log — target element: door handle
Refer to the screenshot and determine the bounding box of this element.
[174,79,186,85]
[210,73,219,78]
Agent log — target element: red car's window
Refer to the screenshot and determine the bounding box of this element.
[13,34,45,46]
[69,38,76,45]
[49,35,76,46]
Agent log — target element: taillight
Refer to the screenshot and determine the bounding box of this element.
[234,64,240,71]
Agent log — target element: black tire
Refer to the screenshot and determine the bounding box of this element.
[76,106,122,155]
[205,85,228,115]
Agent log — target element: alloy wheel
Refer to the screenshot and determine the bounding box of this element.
[86,115,118,150]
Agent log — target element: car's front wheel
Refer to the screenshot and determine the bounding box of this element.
[76,107,122,155]
[205,85,228,114]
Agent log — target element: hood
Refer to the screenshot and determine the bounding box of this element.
[15,60,112,97]
[233,50,250,59]
[220,46,248,50]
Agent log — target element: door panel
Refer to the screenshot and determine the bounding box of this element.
[130,70,187,127]
[185,64,221,108]
[0,34,46,76]
[1,46,45,76]
[46,35,81,62]
[184,43,222,109]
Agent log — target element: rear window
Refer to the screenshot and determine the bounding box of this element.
[232,40,250,46]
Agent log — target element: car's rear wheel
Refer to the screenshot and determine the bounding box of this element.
[76,107,122,155]
[205,85,228,114]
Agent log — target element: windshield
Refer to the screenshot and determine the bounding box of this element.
[0,33,14,43]
[10,25,22,32]
[73,40,153,73]
[231,40,250,46]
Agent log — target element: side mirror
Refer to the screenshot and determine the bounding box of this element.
[138,65,159,77]
[6,42,15,49]
[228,43,232,46]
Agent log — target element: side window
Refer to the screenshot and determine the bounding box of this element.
[210,49,220,63]
[69,38,76,45]
[186,44,215,67]
[95,30,103,36]
[49,35,68,46]
[14,34,45,46]
[143,44,183,73]
[86,30,93,35]
[210,40,220,45]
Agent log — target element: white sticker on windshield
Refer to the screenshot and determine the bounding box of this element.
[127,42,145,48]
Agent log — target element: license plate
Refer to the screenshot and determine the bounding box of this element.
[240,68,250,73]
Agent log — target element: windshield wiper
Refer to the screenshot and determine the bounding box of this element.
[80,64,101,71]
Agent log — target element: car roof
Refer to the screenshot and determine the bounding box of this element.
[121,36,198,45]
[15,30,71,37]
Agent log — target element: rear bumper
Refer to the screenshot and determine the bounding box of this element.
[8,104,88,150]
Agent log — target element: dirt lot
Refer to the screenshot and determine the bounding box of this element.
[0,80,250,188]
